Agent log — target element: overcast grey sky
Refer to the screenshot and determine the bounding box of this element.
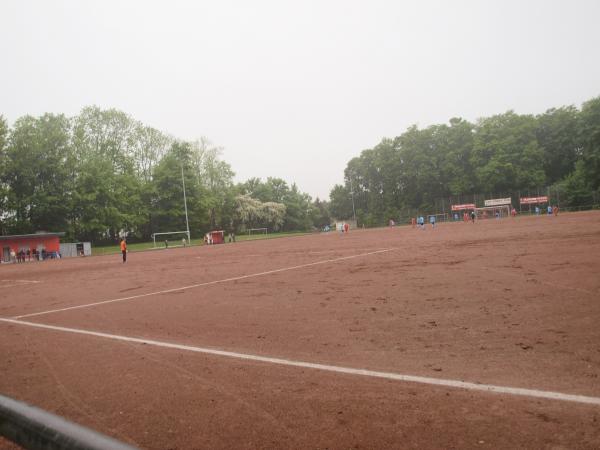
[1,0,599,199]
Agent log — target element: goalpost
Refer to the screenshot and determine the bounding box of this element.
[474,205,511,220]
[247,228,268,237]
[151,231,190,248]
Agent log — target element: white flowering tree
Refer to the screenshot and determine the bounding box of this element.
[235,194,286,231]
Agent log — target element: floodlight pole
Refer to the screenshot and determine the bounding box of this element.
[181,165,191,243]
[349,177,357,223]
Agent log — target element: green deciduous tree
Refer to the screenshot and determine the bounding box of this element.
[310,198,331,229]
[2,114,73,234]
[536,106,580,185]
[70,107,146,240]
[150,141,207,237]
[238,177,314,231]
[191,138,235,230]
[329,184,353,220]
[578,96,600,191]
[472,111,545,194]
[555,161,594,207]
[332,118,476,224]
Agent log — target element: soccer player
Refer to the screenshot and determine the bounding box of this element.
[120,238,127,263]
[430,215,436,228]
[470,210,476,223]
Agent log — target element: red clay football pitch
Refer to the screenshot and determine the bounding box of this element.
[1,211,600,449]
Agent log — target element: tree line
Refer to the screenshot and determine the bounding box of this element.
[329,96,600,225]
[2,97,598,240]
[0,106,331,242]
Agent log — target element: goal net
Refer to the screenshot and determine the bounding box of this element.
[151,231,190,248]
[474,205,511,220]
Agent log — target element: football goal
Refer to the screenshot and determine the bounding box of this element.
[427,213,449,223]
[151,231,190,248]
[474,205,511,220]
[247,228,268,236]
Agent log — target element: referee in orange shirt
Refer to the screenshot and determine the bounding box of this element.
[120,238,127,263]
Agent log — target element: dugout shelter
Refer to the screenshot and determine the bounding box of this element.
[1,232,65,262]
[204,230,225,245]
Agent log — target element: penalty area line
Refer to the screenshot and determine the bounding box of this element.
[1,317,599,407]
[13,248,395,320]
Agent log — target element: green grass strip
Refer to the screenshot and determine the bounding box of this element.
[90,231,311,256]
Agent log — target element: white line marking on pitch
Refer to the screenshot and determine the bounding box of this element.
[195,250,351,260]
[1,317,599,407]
[13,248,395,320]
[196,254,263,259]
[0,279,41,283]
[0,279,41,288]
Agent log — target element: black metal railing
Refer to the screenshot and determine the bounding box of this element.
[0,394,137,450]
